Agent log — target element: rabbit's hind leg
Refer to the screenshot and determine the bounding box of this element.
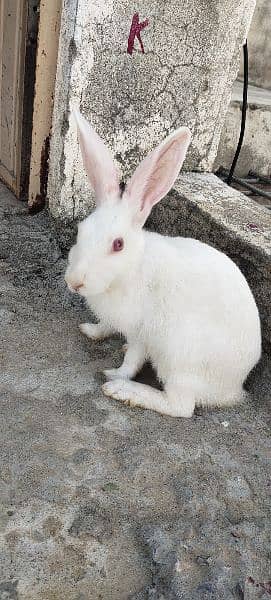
[102,378,195,418]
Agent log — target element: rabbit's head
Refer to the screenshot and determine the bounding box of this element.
[65,111,191,297]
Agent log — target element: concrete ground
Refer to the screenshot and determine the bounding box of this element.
[0,183,270,600]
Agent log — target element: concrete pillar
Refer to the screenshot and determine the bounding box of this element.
[48,0,256,221]
[239,0,271,90]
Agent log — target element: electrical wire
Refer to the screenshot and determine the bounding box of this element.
[227,41,248,185]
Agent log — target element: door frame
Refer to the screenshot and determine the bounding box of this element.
[0,0,28,196]
[20,0,40,200]
[28,0,62,211]
[0,0,62,205]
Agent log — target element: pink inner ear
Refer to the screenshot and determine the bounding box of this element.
[125,126,191,225]
[73,110,120,203]
[140,139,181,211]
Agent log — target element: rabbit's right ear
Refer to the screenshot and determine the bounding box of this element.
[72,111,120,204]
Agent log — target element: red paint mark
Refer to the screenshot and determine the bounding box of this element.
[127,13,149,55]
[246,223,260,231]
[247,578,271,595]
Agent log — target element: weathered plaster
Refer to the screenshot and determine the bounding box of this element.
[215,86,271,177]
[239,0,271,90]
[48,0,256,220]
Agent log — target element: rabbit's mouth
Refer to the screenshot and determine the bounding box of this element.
[75,285,85,294]
[65,274,86,295]
[67,282,84,294]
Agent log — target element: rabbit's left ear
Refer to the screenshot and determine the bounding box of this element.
[73,110,120,204]
[124,127,191,226]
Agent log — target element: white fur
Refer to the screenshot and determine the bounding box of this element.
[65,111,261,418]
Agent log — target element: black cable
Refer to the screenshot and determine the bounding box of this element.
[227,40,248,185]
[220,168,271,201]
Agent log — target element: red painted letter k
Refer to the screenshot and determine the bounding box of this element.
[127,13,149,55]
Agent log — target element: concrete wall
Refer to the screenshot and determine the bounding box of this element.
[215,1,271,178]
[48,0,256,221]
[239,0,271,90]
[215,82,271,177]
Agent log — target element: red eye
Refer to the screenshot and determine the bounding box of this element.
[113,238,124,252]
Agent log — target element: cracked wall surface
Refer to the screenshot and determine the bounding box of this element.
[48,0,256,220]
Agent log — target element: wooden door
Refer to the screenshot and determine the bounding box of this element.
[0,0,28,196]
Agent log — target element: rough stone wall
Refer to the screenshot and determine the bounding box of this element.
[239,0,271,90]
[215,99,271,177]
[48,0,256,221]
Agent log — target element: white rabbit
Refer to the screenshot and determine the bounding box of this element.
[65,111,261,418]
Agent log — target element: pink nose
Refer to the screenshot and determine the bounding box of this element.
[73,282,84,291]
[66,279,84,292]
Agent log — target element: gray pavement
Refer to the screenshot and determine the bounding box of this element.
[0,184,270,599]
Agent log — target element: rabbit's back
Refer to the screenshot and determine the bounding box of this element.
[142,232,261,385]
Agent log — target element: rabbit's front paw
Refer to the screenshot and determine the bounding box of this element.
[79,323,101,339]
[79,322,111,341]
[103,367,130,381]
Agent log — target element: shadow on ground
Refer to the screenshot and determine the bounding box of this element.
[0,184,270,600]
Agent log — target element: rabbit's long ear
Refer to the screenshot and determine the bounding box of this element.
[73,110,120,203]
[124,127,191,226]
